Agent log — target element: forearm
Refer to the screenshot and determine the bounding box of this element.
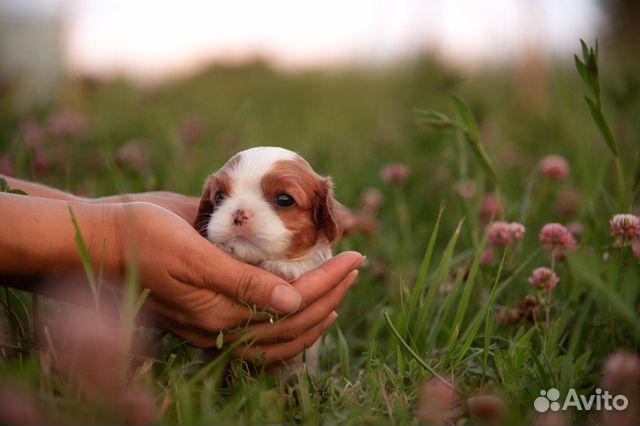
[94,192,198,223]
[2,176,197,223]
[0,193,121,287]
[2,176,85,202]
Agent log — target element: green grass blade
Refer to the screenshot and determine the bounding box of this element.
[568,298,593,358]
[414,219,464,345]
[67,206,100,313]
[415,109,458,129]
[452,95,478,139]
[519,171,536,223]
[426,270,464,347]
[405,203,445,322]
[494,248,540,299]
[454,247,508,366]
[568,253,640,336]
[446,226,489,352]
[574,56,589,88]
[633,150,640,194]
[337,325,351,378]
[482,305,494,383]
[132,288,151,316]
[585,96,618,157]
[383,310,452,387]
[187,332,255,385]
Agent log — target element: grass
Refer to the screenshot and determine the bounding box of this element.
[1,40,640,424]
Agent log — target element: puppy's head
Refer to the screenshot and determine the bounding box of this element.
[195,147,342,264]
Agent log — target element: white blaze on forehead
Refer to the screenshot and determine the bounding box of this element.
[229,147,299,193]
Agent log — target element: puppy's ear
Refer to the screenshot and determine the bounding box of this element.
[314,177,343,245]
[194,177,214,238]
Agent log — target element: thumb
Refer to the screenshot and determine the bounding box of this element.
[194,244,302,313]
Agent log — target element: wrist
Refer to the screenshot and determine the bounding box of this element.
[83,202,126,280]
[45,201,125,282]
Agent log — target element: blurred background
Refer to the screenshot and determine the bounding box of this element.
[0,0,610,104]
[0,0,638,223]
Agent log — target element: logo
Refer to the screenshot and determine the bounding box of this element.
[534,388,562,412]
[534,388,628,413]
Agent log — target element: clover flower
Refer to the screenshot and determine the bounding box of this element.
[480,192,501,219]
[528,267,559,291]
[34,152,51,176]
[539,223,577,259]
[0,155,15,177]
[488,221,526,246]
[116,140,151,171]
[488,222,511,246]
[566,222,584,239]
[539,155,569,181]
[610,214,640,243]
[602,352,640,391]
[47,110,89,139]
[416,378,462,426]
[467,394,506,424]
[21,118,45,150]
[554,190,580,216]
[509,222,526,241]
[360,187,384,212]
[380,163,410,185]
[479,247,496,265]
[453,180,476,200]
[179,116,206,145]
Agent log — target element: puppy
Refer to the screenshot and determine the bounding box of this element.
[194,146,343,370]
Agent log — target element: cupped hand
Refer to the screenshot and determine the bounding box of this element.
[112,202,363,362]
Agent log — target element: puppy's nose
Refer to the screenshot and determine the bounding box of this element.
[232,209,250,226]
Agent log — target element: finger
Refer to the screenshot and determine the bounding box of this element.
[225,270,358,344]
[159,318,218,348]
[144,285,266,334]
[293,251,364,306]
[177,241,304,314]
[233,312,338,366]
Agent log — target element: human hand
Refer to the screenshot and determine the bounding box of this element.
[222,260,360,366]
[111,202,363,363]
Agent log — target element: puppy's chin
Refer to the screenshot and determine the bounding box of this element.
[206,221,292,265]
[214,237,278,265]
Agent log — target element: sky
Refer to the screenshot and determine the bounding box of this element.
[1,0,603,78]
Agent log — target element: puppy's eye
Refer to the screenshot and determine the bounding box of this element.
[214,191,227,206]
[275,193,295,208]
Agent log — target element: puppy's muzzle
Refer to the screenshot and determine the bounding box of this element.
[232,209,250,226]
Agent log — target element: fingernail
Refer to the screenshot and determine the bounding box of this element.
[348,269,359,286]
[352,253,366,268]
[270,284,302,313]
[340,251,365,267]
[324,311,339,328]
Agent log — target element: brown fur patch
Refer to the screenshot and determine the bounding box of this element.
[193,154,240,237]
[261,159,343,259]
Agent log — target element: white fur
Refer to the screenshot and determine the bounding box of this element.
[259,243,332,281]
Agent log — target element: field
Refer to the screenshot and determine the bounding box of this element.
[1,40,640,425]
